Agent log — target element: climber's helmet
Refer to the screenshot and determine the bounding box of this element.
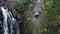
[34,13,39,18]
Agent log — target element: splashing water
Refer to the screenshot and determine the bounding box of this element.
[1,6,19,34]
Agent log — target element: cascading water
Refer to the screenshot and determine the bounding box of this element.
[8,11,19,34]
[1,7,9,34]
[7,11,13,34]
[1,6,19,34]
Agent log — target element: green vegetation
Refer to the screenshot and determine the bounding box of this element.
[15,0,30,12]
[14,0,60,34]
[41,0,60,34]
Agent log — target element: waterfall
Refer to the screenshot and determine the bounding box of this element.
[8,11,20,34]
[1,7,9,34]
[1,6,19,34]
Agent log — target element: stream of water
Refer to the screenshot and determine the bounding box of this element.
[1,6,19,34]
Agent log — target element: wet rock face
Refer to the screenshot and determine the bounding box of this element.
[0,1,7,6]
[0,0,12,10]
[0,10,3,34]
[0,0,7,1]
[0,10,3,21]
